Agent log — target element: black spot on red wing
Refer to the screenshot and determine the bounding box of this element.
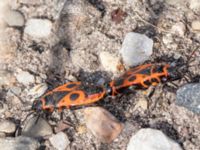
[78,84,104,96]
[143,80,151,87]
[128,75,136,82]
[44,95,53,106]
[66,83,77,89]
[113,78,124,87]
[156,66,165,73]
[70,93,80,101]
[44,91,69,106]
[151,78,159,83]
[138,68,151,75]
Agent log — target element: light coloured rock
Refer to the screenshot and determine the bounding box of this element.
[0,136,39,150]
[135,99,148,110]
[63,0,89,30]
[0,102,7,114]
[4,111,12,118]
[189,0,200,12]
[100,51,121,73]
[162,34,173,46]
[0,28,19,64]
[165,0,185,7]
[171,22,186,36]
[10,86,22,95]
[127,128,183,150]
[0,1,9,29]
[18,0,43,5]
[28,83,48,98]
[22,116,53,138]
[0,120,16,134]
[3,10,24,27]
[120,32,153,66]
[191,20,200,31]
[0,132,6,138]
[70,50,99,71]
[49,132,70,150]
[0,1,9,10]
[16,71,35,85]
[84,107,123,143]
[24,19,52,38]
[11,95,22,106]
[0,70,16,87]
[0,41,16,64]
[76,124,87,134]
[54,121,71,133]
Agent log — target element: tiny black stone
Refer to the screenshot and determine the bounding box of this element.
[70,93,79,101]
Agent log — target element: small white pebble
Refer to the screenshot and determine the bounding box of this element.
[100,51,120,73]
[49,132,70,150]
[3,10,24,27]
[171,22,186,36]
[189,0,200,11]
[16,71,35,85]
[127,128,182,150]
[0,120,16,134]
[28,83,48,98]
[25,19,52,38]
[191,20,200,31]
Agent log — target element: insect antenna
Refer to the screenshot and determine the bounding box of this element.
[176,47,199,81]
[165,47,199,91]
[183,47,198,67]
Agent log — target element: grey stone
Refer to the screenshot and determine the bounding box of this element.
[171,22,186,36]
[22,116,53,138]
[191,20,200,31]
[10,86,22,95]
[120,32,153,67]
[28,83,48,98]
[99,51,120,73]
[18,0,43,5]
[189,0,200,12]
[0,120,16,134]
[127,128,182,150]
[0,70,16,87]
[3,10,24,27]
[49,132,70,150]
[16,71,35,85]
[176,83,200,114]
[165,0,186,7]
[24,19,52,38]
[0,136,39,150]
[0,102,7,114]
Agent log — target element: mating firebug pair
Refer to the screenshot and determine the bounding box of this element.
[32,60,191,113]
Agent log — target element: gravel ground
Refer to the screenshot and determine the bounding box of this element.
[0,0,200,150]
